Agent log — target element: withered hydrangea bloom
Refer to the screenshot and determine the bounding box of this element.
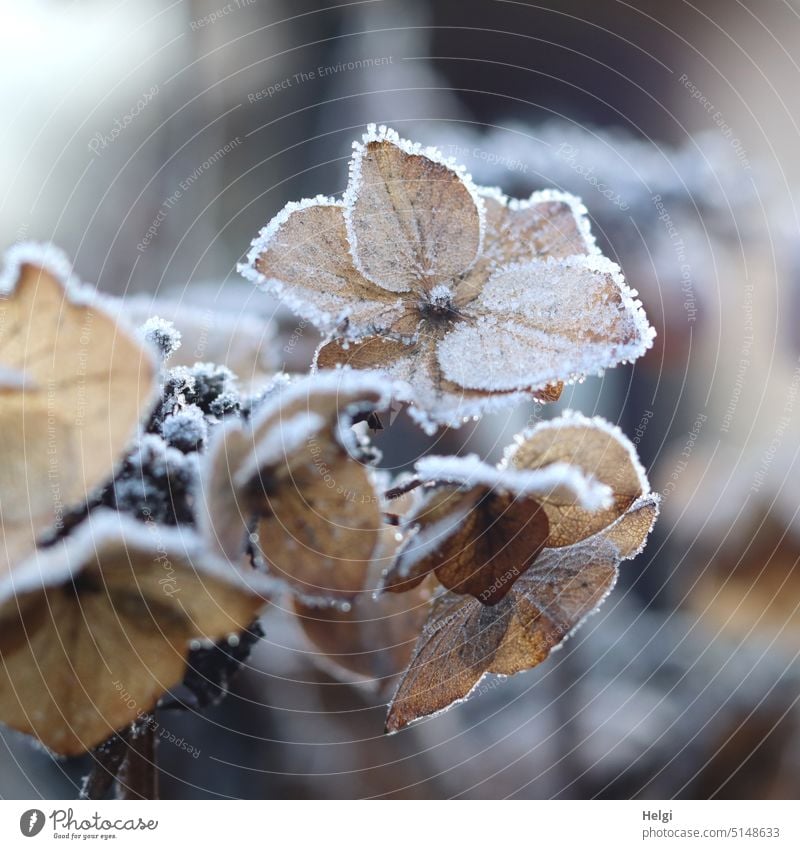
[0,511,264,756]
[0,244,157,575]
[199,371,390,605]
[242,125,654,431]
[382,413,659,730]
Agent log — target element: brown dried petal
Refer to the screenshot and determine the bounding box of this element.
[0,517,263,756]
[0,253,156,576]
[456,192,592,306]
[255,459,382,602]
[200,373,387,562]
[346,137,481,292]
[293,550,434,692]
[509,416,647,547]
[386,528,638,732]
[248,201,404,336]
[384,486,549,605]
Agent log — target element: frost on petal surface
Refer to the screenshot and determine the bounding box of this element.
[345,125,483,292]
[0,245,157,577]
[457,189,596,304]
[437,256,654,393]
[0,511,263,756]
[385,499,658,733]
[315,335,553,432]
[243,198,405,338]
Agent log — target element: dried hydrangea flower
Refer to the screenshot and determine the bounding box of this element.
[0,244,157,574]
[199,370,390,605]
[385,492,659,732]
[382,413,650,605]
[242,124,654,431]
[0,510,264,756]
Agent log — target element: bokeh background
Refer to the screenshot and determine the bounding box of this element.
[2,0,800,799]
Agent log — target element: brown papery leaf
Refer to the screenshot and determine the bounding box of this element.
[385,497,658,732]
[0,247,157,578]
[0,512,264,756]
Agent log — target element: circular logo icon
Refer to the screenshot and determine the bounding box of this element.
[19,810,45,837]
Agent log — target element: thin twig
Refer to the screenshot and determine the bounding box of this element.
[115,714,159,800]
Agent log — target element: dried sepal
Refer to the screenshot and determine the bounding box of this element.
[385,495,659,733]
[504,411,649,547]
[0,244,157,576]
[0,510,264,756]
[243,124,654,431]
[382,415,631,605]
[199,371,389,604]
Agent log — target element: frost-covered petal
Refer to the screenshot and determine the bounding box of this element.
[0,245,157,577]
[385,535,618,732]
[456,189,596,305]
[0,511,264,756]
[383,484,550,605]
[385,507,655,732]
[199,371,389,563]
[315,334,558,434]
[344,124,483,293]
[438,255,655,393]
[254,460,383,603]
[242,197,405,338]
[505,412,651,547]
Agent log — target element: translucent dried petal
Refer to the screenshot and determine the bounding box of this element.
[344,125,483,293]
[293,549,434,693]
[0,245,157,577]
[0,512,263,756]
[437,255,654,392]
[242,198,405,338]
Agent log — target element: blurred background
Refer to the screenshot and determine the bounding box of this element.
[2,0,800,799]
